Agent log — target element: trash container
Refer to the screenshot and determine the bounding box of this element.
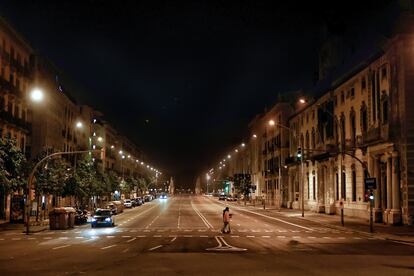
[49,207,76,230]
[65,207,76,228]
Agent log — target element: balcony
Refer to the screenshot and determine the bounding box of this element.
[0,111,31,132]
[361,127,381,145]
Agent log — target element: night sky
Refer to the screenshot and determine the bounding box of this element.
[0,0,396,188]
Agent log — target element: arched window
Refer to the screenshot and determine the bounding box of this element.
[352,167,357,202]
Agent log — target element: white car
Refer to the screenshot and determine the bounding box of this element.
[124,199,132,208]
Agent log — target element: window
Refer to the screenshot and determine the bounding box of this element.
[352,170,357,202]
[311,128,316,148]
[341,169,346,200]
[307,173,310,199]
[340,114,346,150]
[350,111,356,146]
[350,87,355,98]
[336,172,339,200]
[382,99,388,123]
[312,175,316,200]
[305,131,310,150]
[361,77,366,90]
[381,67,387,80]
[341,91,345,104]
[361,103,368,133]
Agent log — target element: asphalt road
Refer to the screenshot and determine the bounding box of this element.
[1,195,413,275]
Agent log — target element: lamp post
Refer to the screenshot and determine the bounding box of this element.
[25,149,102,234]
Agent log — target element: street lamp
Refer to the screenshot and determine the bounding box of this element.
[30,88,44,103]
[206,173,210,194]
[76,121,83,129]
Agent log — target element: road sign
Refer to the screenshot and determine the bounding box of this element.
[364,178,377,190]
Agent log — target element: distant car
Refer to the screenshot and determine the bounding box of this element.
[124,199,132,208]
[219,194,226,201]
[91,209,115,228]
[160,194,168,199]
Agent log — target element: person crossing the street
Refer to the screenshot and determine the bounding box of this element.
[222,206,232,234]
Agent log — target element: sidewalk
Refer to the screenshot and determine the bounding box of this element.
[230,200,414,244]
[0,219,48,233]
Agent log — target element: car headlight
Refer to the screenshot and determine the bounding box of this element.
[91,218,97,222]
[105,217,111,222]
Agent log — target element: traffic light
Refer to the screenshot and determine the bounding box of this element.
[296,147,302,161]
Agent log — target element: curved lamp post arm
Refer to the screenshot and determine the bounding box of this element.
[26,149,102,234]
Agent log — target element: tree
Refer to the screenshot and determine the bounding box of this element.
[0,137,27,193]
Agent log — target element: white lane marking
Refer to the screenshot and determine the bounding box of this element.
[0,238,4,240]
[122,248,129,253]
[148,245,163,251]
[191,201,214,229]
[127,237,136,243]
[308,237,316,239]
[198,229,207,232]
[231,235,239,238]
[153,235,162,237]
[106,236,115,239]
[184,235,193,238]
[170,237,177,242]
[43,237,52,240]
[206,236,247,252]
[122,236,131,238]
[145,214,161,229]
[237,224,241,226]
[293,236,301,239]
[262,236,271,238]
[75,231,81,234]
[75,237,84,239]
[61,231,68,234]
[353,237,362,240]
[144,230,150,232]
[101,245,117,250]
[53,245,71,250]
[277,236,286,239]
[130,230,137,233]
[27,237,36,240]
[59,237,69,240]
[323,237,331,239]
[12,238,21,240]
[338,237,346,240]
[137,235,146,238]
[199,235,209,238]
[246,235,255,238]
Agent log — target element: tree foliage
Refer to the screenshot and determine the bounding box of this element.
[0,137,27,193]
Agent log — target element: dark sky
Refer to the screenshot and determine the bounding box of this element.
[0,0,396,187]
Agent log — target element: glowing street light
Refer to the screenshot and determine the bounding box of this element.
[30,88,44,102]
[97,137,103,142]
[111,145,115,149]
[119,150,123,155]
[241,143,245,147]
[252,134,257,138]
[76,121,83,129]
[235,149,238,153]
[268,120,275,126]
[299,98,306,104]
[227,154,231,159]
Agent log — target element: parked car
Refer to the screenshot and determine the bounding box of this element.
[134,197,143,206]
[106,203,117,215]
[74,208,88,225]
[124,199,132,208]
[226,195,238,201]
[219,194,226,201]
[91,209,115,228]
